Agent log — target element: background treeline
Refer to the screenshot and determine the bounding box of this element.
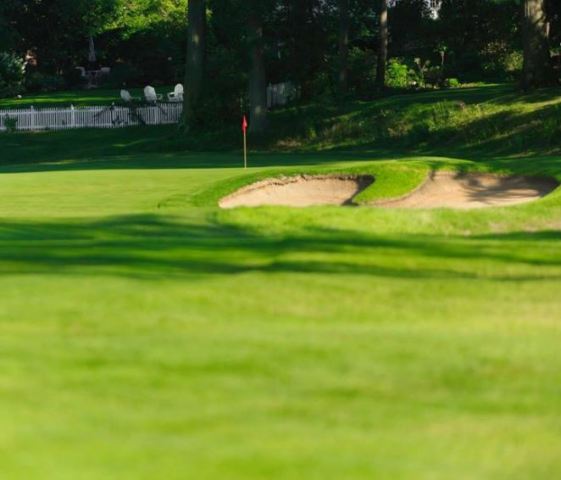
[1,0,560,125]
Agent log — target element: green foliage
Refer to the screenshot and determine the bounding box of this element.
[385,58,413,89]
[503,50,524,74]
[0,0,557,107]
[438,0,522,81]
[443,77,461,88]
[0,52,25,98]
[3,115,18,132]
[480,43,524,81]
[109,0,188,37]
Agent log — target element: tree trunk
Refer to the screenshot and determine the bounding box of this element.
[521,0,551,90]
[248,11,268,134]
[376,0,388,90]
[338,0,350,97]
[183,0,206,130]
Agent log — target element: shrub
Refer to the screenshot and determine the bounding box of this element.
[443,78,461,88]
[0,52,25,98]
[3,116,18,133]
[503,51,523,75]
[480,44,523,80]
[386,58,412,89]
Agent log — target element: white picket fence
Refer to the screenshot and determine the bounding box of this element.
[0,102,183,133]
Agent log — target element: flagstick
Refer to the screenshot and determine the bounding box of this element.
[243,129,248,169]
[242,115,248,169]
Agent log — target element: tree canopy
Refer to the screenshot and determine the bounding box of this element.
[0,0,560,125]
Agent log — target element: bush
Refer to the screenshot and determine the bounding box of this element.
[480,44,523,81]
[385,58,412,89]
[25,72,65,92]
[0,52,25,98]
[3,116,18,133]
[443,78,461,88]
[503,51,523,75]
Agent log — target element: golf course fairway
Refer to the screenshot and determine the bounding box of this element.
[0,146,560,480]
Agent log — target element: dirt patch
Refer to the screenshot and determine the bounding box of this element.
[375,172,558,209]
[219,175,374,208]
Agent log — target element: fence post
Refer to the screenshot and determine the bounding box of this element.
[30,106,35,130]
[70,105,76,129]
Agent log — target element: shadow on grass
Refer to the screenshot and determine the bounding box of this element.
[0,214,560,281]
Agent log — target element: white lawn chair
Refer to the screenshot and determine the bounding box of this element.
[167,84,184,102]
[144,86,163,104]
[120,89,133,103]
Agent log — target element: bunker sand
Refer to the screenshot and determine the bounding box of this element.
[219,175,374,208]
[219,172,558,210]
[376,172,559,209]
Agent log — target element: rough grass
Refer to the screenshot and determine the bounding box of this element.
[1,84,561,479]
[269,84,561,155]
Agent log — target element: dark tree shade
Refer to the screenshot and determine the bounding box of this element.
[522,0,552,89]
[376,0,389,89]
[183,0,206,129]
[248,7,268,133]
[338,0,350,96]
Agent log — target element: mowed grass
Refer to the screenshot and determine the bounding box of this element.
[1,86,561,479]
[0,85,174,109]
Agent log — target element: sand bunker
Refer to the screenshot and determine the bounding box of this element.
[219,171,558,210]
[219,174,374,208]
[376,172,558,209]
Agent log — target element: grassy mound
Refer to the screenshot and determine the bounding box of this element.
[270,84,561,156]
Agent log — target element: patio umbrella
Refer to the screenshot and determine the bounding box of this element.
[88,36,97,64]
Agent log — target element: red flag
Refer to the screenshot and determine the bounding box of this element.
[242,115,248,133]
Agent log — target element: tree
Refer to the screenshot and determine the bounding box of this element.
[338,0,350,96]
[521,0,551,89]
[1,0,120,73]
[183,0,206,129]
[376,0,389,89]
[284,0,327,100]
[247,6,268,133]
